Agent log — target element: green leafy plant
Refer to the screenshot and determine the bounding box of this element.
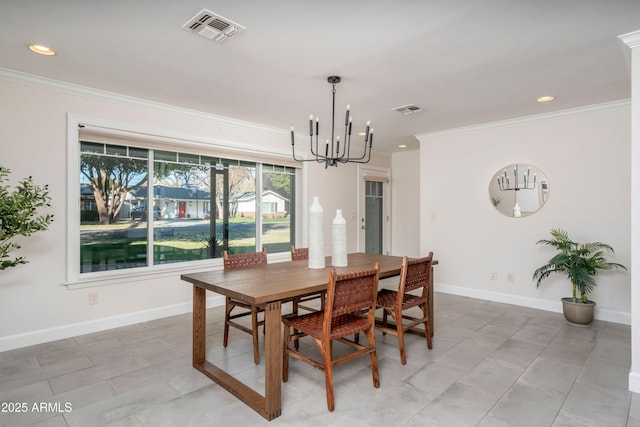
[0,166,54,270]
[533,228,626,303]
[200,234,223,258]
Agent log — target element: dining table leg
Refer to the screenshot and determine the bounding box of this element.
[191,285,283,420]
[263,300,283,419]
[193,285,206,367]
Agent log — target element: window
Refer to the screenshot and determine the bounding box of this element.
[80,142,149,272]
[262,164,296,254]
[77,138,297,276]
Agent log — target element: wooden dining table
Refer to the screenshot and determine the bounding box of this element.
[180,252,436,420]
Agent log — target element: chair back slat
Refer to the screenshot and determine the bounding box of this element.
[402,253,433,294]
[223,248,267,270]
[291,246,309,261]
[327,265,379,318]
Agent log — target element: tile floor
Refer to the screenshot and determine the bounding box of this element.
[0,292,638,427]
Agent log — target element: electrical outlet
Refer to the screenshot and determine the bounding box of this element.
[507,272,515,282]
[489,272,497,281]
[89,291,99,305]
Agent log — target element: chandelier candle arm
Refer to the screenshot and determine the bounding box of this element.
[496,164,537,191]
[291,75,375,168]
[314,118,319,157]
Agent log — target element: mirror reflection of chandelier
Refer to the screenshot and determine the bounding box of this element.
[291,76,373,168]
[496,164,537,191]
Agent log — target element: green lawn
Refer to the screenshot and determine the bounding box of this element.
[80,218,291,271]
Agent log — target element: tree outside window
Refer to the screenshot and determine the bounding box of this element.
[79,141,296,274]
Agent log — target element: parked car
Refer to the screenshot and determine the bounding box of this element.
[131,205,161,221]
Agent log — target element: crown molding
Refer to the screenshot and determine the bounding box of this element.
[415,99,630,141]
[619,30,640,49]
[0,67,289,136]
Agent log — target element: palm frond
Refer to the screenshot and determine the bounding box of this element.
[533,229,627,301]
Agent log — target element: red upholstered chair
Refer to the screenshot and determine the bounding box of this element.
[282,263,380,411]
[223,248,267,364]
[376,253,433,365]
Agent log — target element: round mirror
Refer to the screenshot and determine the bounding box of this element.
[489,163,549,218]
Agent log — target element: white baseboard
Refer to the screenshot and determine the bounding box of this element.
[629,371,640,393]
[0,295,225,352]
[2,283,630,353]
[435,283,631,325]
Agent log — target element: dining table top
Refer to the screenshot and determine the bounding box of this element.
[180,252,413,306]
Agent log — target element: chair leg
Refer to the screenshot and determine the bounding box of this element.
[382,309,388,336]
[354,309,362,344]
[365,326,380,388]
[282,324,290,382]
[321,341,335,411]
[223,298,232,347]
[395,309,407,365]
[251,306,260,364]
[422,303,433,350]
[292,299,300,350]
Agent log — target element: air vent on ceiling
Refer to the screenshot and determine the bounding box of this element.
[392,104,423,115]
[182,9,246,43]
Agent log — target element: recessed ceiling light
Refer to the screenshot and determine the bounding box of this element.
[28,44,56,56]
[537,95,555,103]
[398,144,408,149]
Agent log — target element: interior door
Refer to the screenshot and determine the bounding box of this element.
[364,180,384,254]
[358,167,390,254]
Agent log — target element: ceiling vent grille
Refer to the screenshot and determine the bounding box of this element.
[182,9,246,43]
[392,104,423,115]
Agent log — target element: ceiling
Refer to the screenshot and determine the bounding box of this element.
[1,1,639,155]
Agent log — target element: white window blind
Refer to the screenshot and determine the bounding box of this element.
[78,125,300,169]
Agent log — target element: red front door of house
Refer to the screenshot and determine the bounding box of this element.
[178,202,186,218]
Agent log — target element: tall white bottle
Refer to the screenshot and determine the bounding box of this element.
[308,196,325,269]
[332,209,348,267]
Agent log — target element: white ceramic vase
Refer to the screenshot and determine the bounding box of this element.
[308,196,325,269]
[513,202,522,217]
[332,209,348,267]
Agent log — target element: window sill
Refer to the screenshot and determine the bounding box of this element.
[64,251,292,290]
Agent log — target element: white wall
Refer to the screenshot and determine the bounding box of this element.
[390,149,421,257]
[418,102,631,322]
[0,70,389,350]
[1,67,631,356]
[621,30,640,393]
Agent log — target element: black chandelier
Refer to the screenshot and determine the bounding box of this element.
[291,76,373,168]
[496,164,537,191]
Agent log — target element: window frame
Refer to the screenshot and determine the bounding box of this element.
[66,114,300,288]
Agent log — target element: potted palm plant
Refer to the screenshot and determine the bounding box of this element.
[532,228,627,326]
